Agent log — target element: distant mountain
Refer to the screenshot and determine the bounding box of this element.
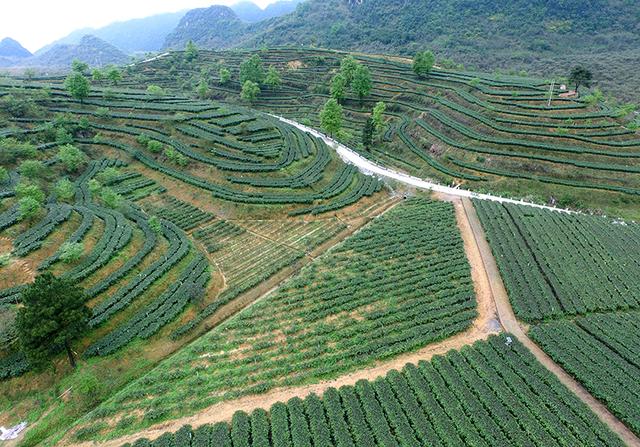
[35,11,186,55]
[232,0,304,22]
[163,6,247,50]
[0,38,32,58]
[165,0,639,102]
[162,0,304,50]
[28,35,129,68]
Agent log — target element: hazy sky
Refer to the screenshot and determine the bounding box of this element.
[1,0,276,53]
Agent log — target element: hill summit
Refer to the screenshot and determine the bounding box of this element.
[0,37,32,58]
[30,35,128,68]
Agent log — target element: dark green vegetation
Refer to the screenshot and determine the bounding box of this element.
[16,273,90,370]
[531,312,640,436]
[129,47,640,219]
[475,200,640,323]
[160,0,640,103]
[475,200,640,436]
[122,335,624,447]
[72,197,477,440]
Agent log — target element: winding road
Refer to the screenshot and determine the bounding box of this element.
[272,115,574,213]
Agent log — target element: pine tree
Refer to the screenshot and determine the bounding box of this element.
[16,273,90,369]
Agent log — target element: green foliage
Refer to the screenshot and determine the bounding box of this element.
[147,140,164,153]
[88,179,101,194]
[413,50,435,78]
[372,101,386,134]
[59,242,84,263]
[71,60,89,74]
[16,182,45,203]
[239,54,265,84]
[0,137,36,164]
[330,73,347,102]
[264,66,281,89]
[58,144,87,172]
[0,92,38,117]
[148,216,161,234]
[351,64,372,100]
[197,78,210,99]
[319,98,342,136]
[106,66,122,86]
[56,127,74,144]
[92,69,104,82]
[164,148,189,166]
[340,55,358,83]
[64,72,90,102]
[96,167,121,184]
[18,196,41,221]
[184,40,199,62]
[54,178,75,201]
[240,80,261,103]
[568,65,592,92]
[0,166,8,184]
[146,85,165,98]
[362,117,374,150]
[219,67,231,85]
[16,273,90,369]
[136,134,150,146]
[96,107,109,118]
[19,159,45,179]
[101,187,122,209]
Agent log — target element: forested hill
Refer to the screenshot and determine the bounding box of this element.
[245,0,640,101]
[169,0,640,102]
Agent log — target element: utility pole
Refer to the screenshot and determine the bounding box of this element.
[547,80,555,107]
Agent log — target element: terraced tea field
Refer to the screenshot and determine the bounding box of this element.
[68,198,478,441]
[121,336,624,447]
[475,200,640,438]
[1,46,639,447]
[128,48,640,218]
[0,71,389,446]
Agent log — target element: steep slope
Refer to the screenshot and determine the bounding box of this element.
[163,5,247,50]
[29,35,128,68]
[0,37,32,58]
[162,0,638,101]
[35,11,186,55]
[243,0,640,101]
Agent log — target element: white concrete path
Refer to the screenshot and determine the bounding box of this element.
[273,114,573,213]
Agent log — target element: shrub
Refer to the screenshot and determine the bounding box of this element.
[58,144,87,172]
[59,242,84,263]
[19,160,45,179]
[147,140,163,153]
[54,178,75,201]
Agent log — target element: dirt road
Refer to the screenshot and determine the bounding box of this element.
[461,197,640,447]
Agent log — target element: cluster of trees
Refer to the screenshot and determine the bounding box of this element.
[238,54,282,103]
[65,59,123,102]
[330,55,372,103]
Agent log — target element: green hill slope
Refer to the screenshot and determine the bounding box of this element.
[166,0,640,102]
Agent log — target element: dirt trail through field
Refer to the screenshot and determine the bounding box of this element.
[460,197,640,447]
[71,195,499,447]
